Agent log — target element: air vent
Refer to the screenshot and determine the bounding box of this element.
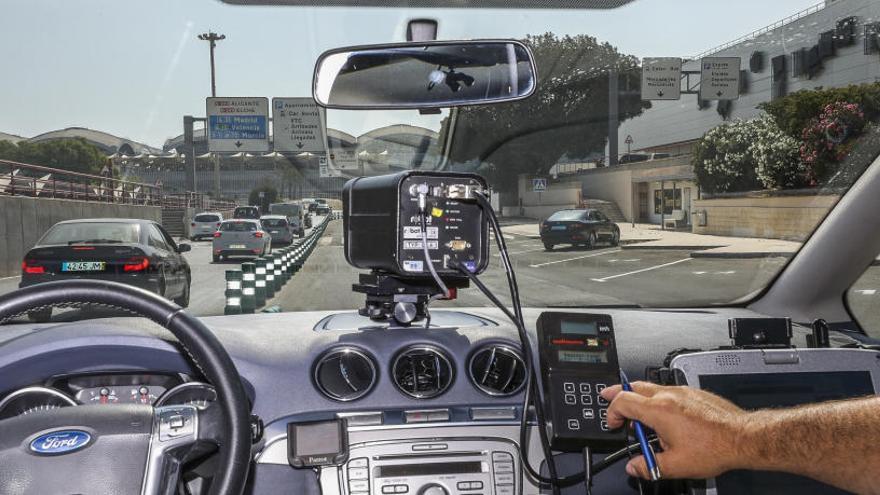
[469,345,527,396]
[392,345,454,399]
[313,347,377,402]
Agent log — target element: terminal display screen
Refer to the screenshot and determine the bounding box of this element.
[558,350,607,364]
[699,371,874,495]
[378,461,483,478]
[560,320,598,336]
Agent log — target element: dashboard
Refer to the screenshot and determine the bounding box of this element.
[0,307,872,495]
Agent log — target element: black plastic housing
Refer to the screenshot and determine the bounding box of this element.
[342,171,489,278]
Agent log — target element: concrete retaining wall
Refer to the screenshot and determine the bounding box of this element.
[0,196,162,278]
[692,194,840,241]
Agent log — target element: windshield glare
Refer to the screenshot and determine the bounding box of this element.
[2,0,879,323]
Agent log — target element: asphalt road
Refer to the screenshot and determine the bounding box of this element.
[2,217,879,333]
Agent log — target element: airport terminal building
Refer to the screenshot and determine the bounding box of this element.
[560,0,880,226]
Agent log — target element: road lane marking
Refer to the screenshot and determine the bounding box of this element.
[498,248,547,256]
[856,289,877,295]
[0,275,21,281]
[528,248,620,268]
[590,258,692,282]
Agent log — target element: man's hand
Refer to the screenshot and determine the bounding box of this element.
[600,382,748,480]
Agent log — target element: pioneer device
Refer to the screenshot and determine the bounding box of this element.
[343,171,489,279]
[536,312,625,452]
[288,419,349,468]
[342,438,519,495]
[671,348,880,495]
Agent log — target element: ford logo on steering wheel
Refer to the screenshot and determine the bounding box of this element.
[29,430,92,455]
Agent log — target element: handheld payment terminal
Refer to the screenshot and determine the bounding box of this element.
[537,312,625,452]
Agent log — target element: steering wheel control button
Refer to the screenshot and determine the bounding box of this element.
[567,418,580,430]
[580,394,592,405]
[600,420,610,431]
[582,408,595,419]
[599,408,608,419]
[564,394,576,405]
[158,406,196,442]
[563,382,575,393]
[579,383,591,393]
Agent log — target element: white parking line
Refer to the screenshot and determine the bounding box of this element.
[590,258,692,282]
[528,248,620,268]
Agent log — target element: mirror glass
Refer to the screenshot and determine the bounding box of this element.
[313,41,537,109]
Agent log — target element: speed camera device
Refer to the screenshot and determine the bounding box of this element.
[343,171,490,324]
[343,171,489,278]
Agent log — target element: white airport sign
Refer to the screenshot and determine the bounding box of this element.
[699,57,741,100]
[330,149,359,170]
[206,97,270,152]
[641,58,681,100]
[272,97,327,153]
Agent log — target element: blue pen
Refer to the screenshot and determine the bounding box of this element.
[619,369,661,481]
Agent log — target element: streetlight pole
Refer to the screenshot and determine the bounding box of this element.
[198,31,225,97]
[198,31,225,199]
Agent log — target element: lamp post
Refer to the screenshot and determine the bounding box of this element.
[199,31,225,199]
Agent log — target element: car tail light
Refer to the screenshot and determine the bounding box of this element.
[213,231,222,238]
[191,222,196,227]
[252,249,262,254]
[253,231,264,238]
[123,257,150,272]
[216,222,221,227]
[22,261,45,274]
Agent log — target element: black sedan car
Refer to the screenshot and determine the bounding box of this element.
[539,208,620,250]
[20,219,191,320]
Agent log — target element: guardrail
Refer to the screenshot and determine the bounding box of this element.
[224,214,333,314]
[0,159,238,211]
[0,159,161,205]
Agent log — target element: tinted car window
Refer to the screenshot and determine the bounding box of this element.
[234,207,259,219]
[547,210,586,221]
[194,214,220,222]
[147,225,170,250]
[220,221,257,232]
[40,223,140,245]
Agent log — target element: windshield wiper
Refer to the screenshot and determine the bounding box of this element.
[67,239,124,245]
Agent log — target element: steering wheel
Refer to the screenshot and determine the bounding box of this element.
[0,280,252,495]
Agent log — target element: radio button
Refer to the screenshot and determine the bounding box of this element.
[492,452,513,462]
[580,395,592,405]
[563,382,575,393]
[348,468,368,480]
[349,458,368,468]
[564,394,576,405]
[494,473,515,485]
[600,420,610,431]
[350,480,369,492]
[382,486,396,494]
[567,418,580,430]
[395,485,409,493]
[493,462,514,473]
[579,383,591,394]
[582,408,594,420]
[496,485,515,495]
[599,408,608,420]
[469,481,484,490]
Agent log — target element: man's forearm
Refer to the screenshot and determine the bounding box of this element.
[737,396,880,495]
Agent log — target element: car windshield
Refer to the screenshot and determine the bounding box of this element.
[220,221,257,232]
[40,223,141,245]
[2,0,879,320]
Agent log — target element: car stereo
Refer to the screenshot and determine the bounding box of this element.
[341,438,519,495]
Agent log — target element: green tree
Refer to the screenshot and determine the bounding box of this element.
[442,32,650,193]
[249,183,279,213]
[0,138,106,175]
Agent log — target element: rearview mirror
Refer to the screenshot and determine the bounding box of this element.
[313,40,537,109]
[177,243,192,253]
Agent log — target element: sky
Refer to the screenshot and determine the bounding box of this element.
[0,0,818,148]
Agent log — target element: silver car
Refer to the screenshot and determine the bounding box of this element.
[212,219,271,262]
[260,215,295,245]
[190,212,223,241]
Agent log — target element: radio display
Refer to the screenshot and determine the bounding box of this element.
[378,461,484,478]
[560,320,598,336]
[558,350,607,364]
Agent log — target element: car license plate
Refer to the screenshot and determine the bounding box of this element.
[551,225,567,231]
[230,244,247,249]
[62,261,106,272]
[270,230,279,234]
